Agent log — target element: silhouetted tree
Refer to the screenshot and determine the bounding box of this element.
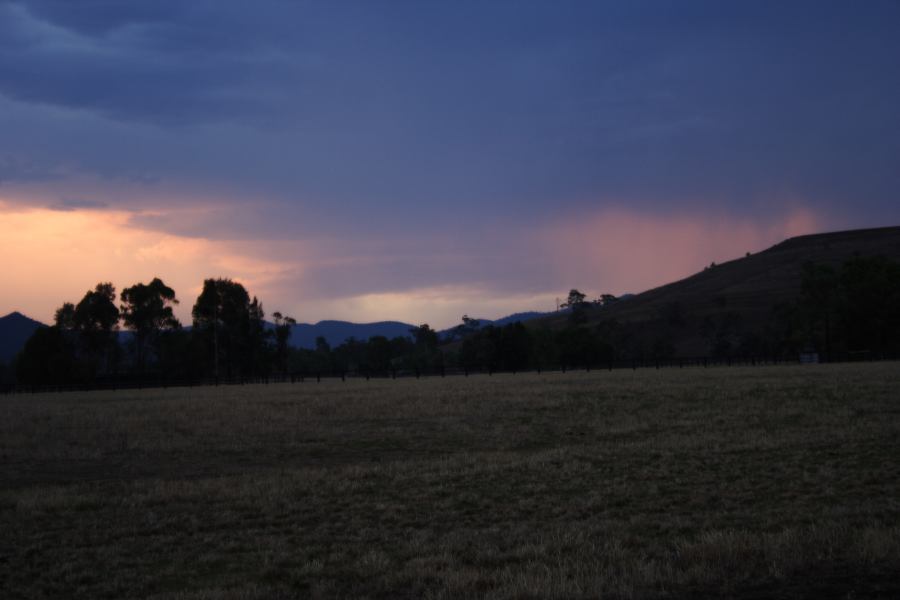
[450,314,481,341]
[192,278,268,378]
[246,296,269,375]
[530,327,559,370]
[366,335,392,374]
[388,336,414,370]
[307,335,332,373]
[15,326,76,385]
[121,278,180,373]
[595,319,631,360]
[836,256,900,356]
[333,337,365,372]
[54,303,76,329]
[599,294,619,307]
[410,324,439,350]
[496,322,532,372]
[798,262,839,360]
[409,324,440,372]
[460,326,493,372]
[272,312,297,375]
[73,283,120,376]
[786,257,900,359]
[561,289,589,324]
[557,326,598,368]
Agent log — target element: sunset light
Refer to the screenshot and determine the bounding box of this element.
[2,3,899,597]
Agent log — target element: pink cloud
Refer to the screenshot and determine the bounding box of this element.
[1,191,829,329]
[536,206,823,297]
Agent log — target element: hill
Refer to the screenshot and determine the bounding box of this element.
[488,311,550,327]
[437,311,552,340]
[529,225,900,356]
[0,312,45,364]
[288,320,415,349]
[4,226,897,361]
[289,312,551,349]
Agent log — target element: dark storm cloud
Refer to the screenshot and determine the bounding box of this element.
[0,0,306,124]
[2,0,899,215]
[1,0,899,323]
[14,1,181,36]
[0,154,64,183]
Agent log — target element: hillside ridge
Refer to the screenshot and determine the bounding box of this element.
[526,224,900,356]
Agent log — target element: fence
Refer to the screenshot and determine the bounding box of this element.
[1,351,896,396]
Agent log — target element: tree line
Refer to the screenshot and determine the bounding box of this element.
[449,255,900,370]
[7,254,900,386]
[14,278,295,385]
[777,255,900,360]
[9,277,453,385]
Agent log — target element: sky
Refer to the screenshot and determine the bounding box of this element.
[2,0,899,328]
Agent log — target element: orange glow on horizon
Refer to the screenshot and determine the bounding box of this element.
[0,202,289,324]
[1,198,826,329]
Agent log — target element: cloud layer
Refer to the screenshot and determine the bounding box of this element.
[0,1,898,326]
[1,196,823,328]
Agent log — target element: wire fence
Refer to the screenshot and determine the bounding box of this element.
[2,351,896,395]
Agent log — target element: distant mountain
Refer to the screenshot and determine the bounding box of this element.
[284,312,555,349]
[0,311,554,358]
[0,312,45,364]
[288,320,415,349]
[437,311,552,340]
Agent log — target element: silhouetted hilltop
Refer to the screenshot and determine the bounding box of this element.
[0,312,45,364]
[489,311,551,327]
[532,225,900,355]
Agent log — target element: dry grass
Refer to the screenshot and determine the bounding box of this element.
[1,363,899,598]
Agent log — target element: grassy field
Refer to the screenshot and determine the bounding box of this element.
[1,363,899,599]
